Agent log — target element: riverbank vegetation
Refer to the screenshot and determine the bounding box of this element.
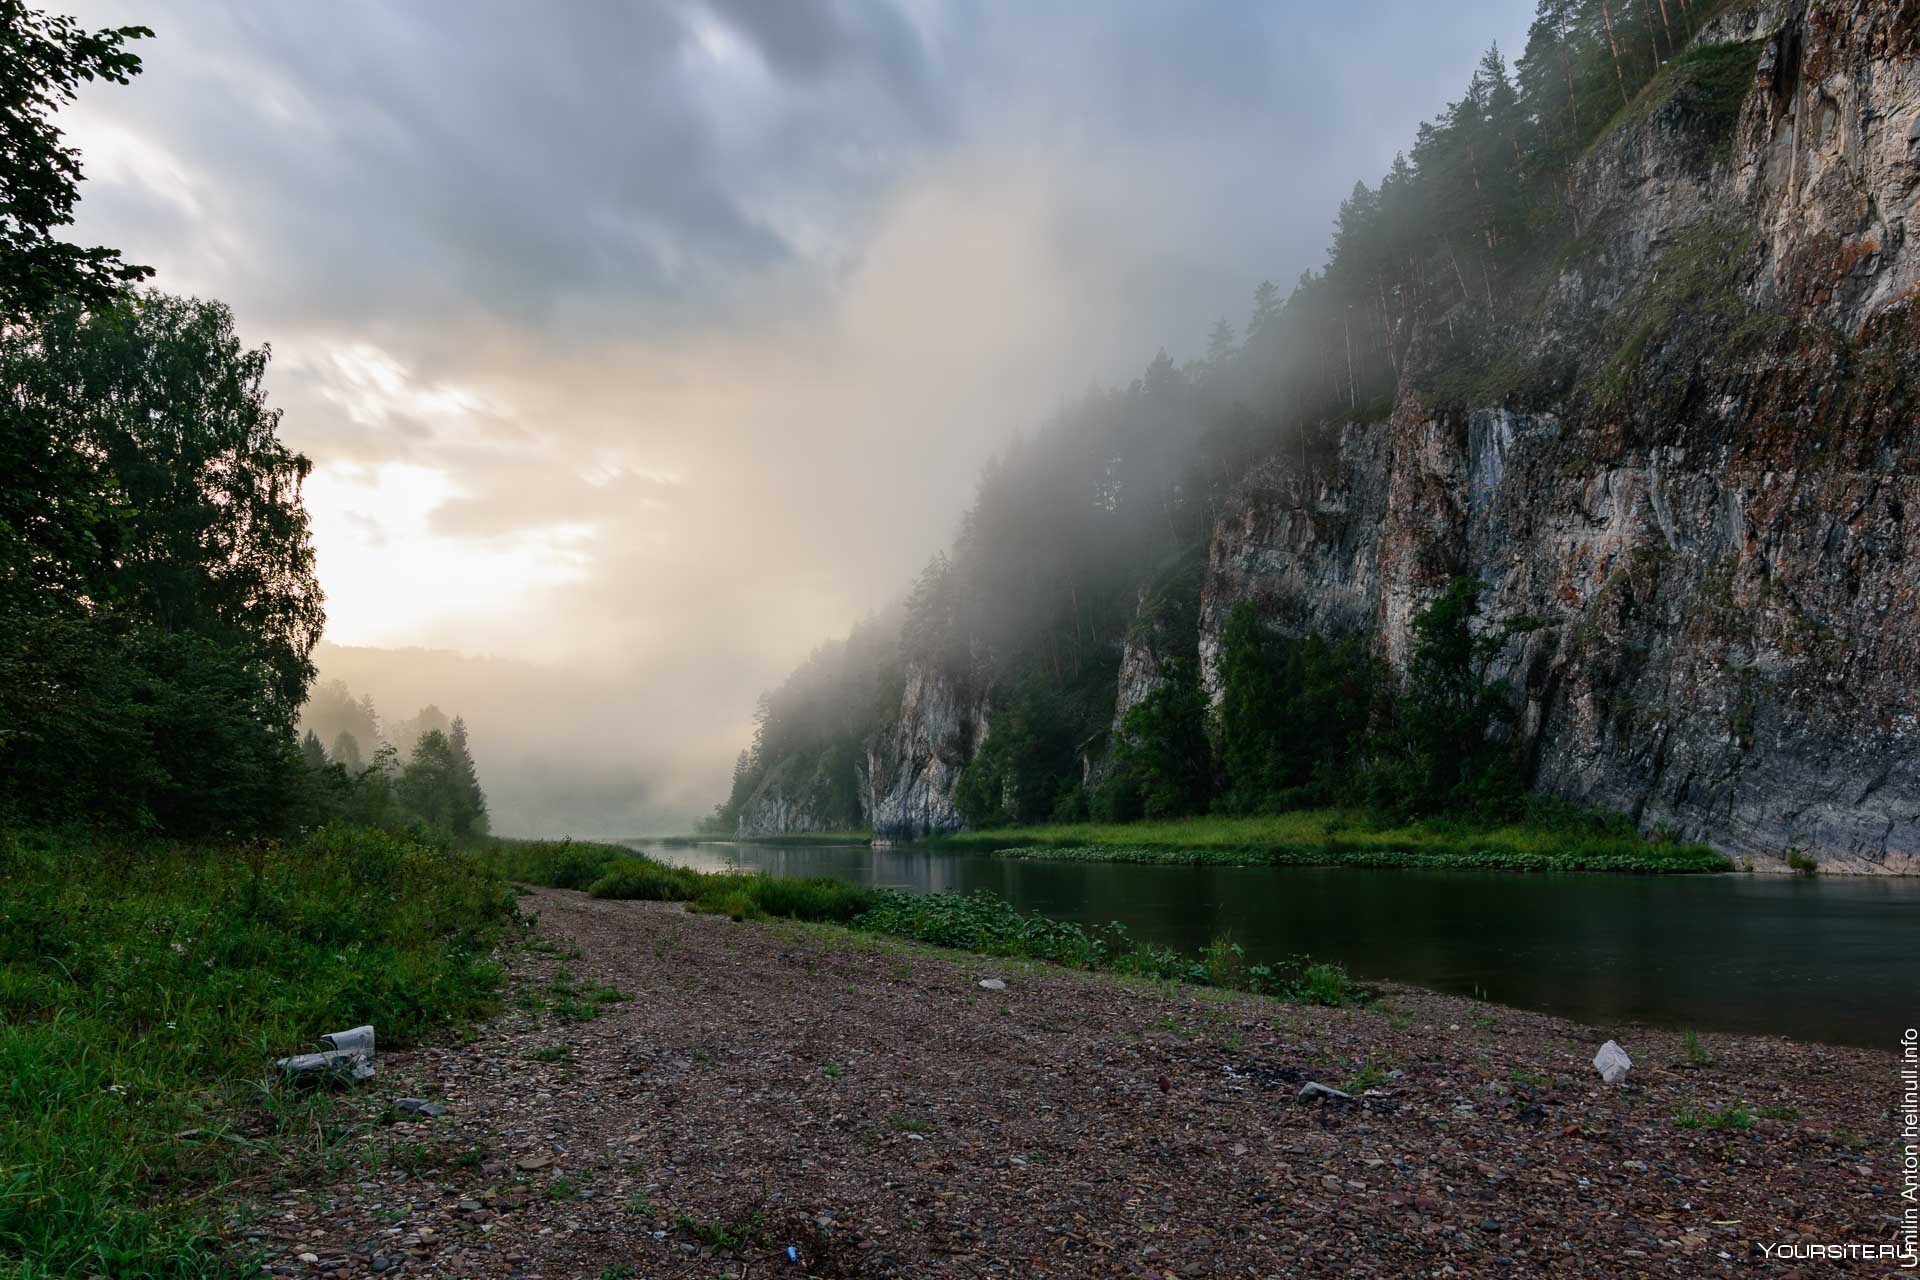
[0,826,518,1276]
[920,810,1729,874]
[660,832,874,847]
[483,840,1370,1003]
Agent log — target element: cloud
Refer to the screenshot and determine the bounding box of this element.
[60,0,1536,831]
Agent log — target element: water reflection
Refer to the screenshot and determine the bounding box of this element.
[631,840,1919,1048]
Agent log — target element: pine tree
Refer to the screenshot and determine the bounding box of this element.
[397,729,459,837]
[300,729,328,770]
[448,717,489,841]
[331,730,364,774]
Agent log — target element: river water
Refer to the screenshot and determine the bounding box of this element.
[630,840,1917,1049]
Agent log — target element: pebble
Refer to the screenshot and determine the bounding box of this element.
[978,978,1007,990]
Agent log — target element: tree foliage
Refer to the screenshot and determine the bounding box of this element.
[1215,606,1377,814]
[0,297,324,832]
[0,5,335,835]
[0,2,154,324]
[1095,662,1212,822]
[294,679,492,843]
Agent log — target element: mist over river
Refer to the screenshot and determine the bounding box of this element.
[631,840,1919,1049]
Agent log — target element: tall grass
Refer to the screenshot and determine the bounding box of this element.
[0,826,516,1277]
[917,808,1730,873]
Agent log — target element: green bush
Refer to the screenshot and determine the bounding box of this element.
[587,860,699,902]
[751,875,877,923]
[851,891,1093,964]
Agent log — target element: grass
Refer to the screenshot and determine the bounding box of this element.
[1676,1104,1755,1131]
[1683,1028,1714,1067]
[915,809,1729,874]
[1597,36,1766,158]
[1344,1063,1390,1093]
[0,825,517,1277]
[673,1209,764,1251]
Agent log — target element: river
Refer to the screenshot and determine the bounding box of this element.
[629,839,1916,1049]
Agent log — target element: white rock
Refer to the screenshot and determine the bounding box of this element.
[978,978,1007,990]
[1593,1040,1633,1085]
[1296,1081,1353,1103]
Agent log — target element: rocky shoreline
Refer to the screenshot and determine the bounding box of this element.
[239,888,1905,1277]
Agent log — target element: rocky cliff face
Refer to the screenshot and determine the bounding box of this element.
[735,752,864,836]
[804,3,1920,870]
[1200,2,1920,872]
[865,661,986,842]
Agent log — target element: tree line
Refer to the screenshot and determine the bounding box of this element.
[712,0,1754,832]
[0,5,490,845]
[296,680,490,843]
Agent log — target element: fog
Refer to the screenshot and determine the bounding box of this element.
[61,0,1533,834]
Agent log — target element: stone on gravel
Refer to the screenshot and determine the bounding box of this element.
[395,1098,445,1118]
[1592,1040,1632,1085]
[978,978,1006,990]
[1296,1081,1353,1103]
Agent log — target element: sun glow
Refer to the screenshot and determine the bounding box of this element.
[304,460,596,657]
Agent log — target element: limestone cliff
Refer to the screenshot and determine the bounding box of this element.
[865,660,987,842]
[734,752,866,837]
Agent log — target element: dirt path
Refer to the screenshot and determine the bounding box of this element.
[242,887,1903,1277]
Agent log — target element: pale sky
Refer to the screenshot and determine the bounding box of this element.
[60,0,1535,832]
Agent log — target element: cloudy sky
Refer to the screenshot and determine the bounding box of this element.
[61,0,1533,832]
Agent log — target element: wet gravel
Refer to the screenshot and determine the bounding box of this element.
[234,886,1905,1277]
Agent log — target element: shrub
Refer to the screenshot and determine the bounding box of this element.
[587,861,698,902]
[751,876,877,923]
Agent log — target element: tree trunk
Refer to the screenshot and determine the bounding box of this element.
[1601,1,1632,106]
[1445,240,1471,303]
[1343,306,1357,412]
[1640,0,1664,65]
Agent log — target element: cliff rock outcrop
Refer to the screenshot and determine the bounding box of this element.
[865,661,986,842]
[1200,3,1920,871]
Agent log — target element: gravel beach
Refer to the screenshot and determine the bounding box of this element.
[236,886,1904,1277]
